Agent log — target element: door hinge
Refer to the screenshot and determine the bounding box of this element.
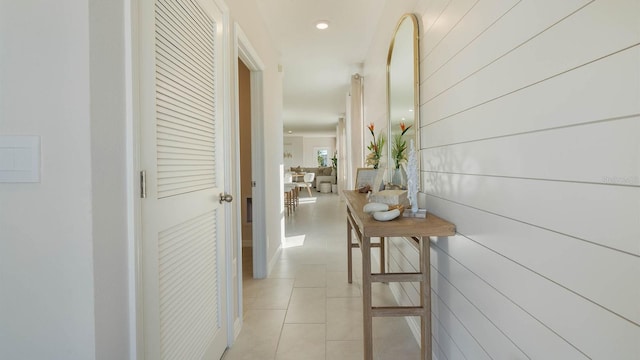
[140,170,147,199]
[251,181,256,187]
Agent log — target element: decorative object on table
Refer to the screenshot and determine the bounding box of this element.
[362,202,389,213]
[357,184,371,193]
[406,139,418,213]
[356,168,384,192]
[388,204,404,213]
[391,167,405,188]
[372,167,386,192]
[369,189,409,207]
[372,208,401,221]
[365,123,385,169]
[362,201,403,222]
[403,208,427,218]
[385,182,403,190]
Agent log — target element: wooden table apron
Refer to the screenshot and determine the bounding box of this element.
[343,190,455,360]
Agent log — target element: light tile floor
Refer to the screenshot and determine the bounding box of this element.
[223,192,420,360]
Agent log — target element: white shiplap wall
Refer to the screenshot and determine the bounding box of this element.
[386,0,640,359]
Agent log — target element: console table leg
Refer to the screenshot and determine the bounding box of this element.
[347,218,353,284]
[362,236,373,360]
[380,236,385,274]
[420,236,432,360]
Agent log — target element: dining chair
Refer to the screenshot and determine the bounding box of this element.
[297,172,315,197]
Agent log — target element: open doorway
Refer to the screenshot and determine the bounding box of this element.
[238,58,253,276]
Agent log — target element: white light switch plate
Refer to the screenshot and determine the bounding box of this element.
[0,135,41,183]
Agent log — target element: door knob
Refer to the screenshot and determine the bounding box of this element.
[219,193,233,204]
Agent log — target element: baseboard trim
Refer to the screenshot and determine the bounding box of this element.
[267,244,282,276]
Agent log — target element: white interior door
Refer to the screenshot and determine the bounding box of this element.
[139,0,228,358]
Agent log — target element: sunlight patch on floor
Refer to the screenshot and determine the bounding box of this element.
[282,234,306,248]
[298,197,317,204]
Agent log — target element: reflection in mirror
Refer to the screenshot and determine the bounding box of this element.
[387,14,419,189]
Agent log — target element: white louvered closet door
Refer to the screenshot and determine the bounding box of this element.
[139,0,228,359]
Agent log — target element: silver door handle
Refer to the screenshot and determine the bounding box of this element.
[219,193,233,204]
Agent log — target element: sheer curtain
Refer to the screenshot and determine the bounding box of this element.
[345,73,364,190]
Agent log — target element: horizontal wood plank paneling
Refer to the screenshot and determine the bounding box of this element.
[419,0,590,111]
[376,0,640,358]
[431,310,467,360]
[420,0,478,58]
[430,240,594,359]
[422,115,640,186]
[414,0,451,37]
[431,282,530,360]
[423,173,640,255]
[424,195,640,325]
[431,234,640,359]
[421,0,521,79]
[421,45,640,151]
[422,0,639,124]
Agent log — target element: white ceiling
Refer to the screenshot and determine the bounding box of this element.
[254,0,387,136]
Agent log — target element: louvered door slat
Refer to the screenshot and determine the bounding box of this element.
[157,102,213,130]
[157,121,214,146]
[156,8,214,69]
[158,209,219,360]
[156,55,213,93]
[157,150,214,161]
[158,176,215,188]
[158,165,213,173]
[158,0,214,53]
[157,142,213,152]
[158,128,214,147]
[156,66,214,109]
[154,0,221,358]
[157,111,213,135]
[155,31,213,85]
[155,30,214,84]
[156,92,213,126]
[156,80,214,114]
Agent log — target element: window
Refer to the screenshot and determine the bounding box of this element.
[316,148,328,167]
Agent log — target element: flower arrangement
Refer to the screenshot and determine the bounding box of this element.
[391,122,412,169]
[365,123,385,169]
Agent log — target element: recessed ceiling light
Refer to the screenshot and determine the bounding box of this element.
[288,130,293,134]
[315,20,329,30]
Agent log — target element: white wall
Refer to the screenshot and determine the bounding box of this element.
[283,135,336,169]
[283,135,304,169]
[0,0,284,358]
[365,0,640,359]
[88,0,131,359]
[0,0,98,359]
[302,136,336,168]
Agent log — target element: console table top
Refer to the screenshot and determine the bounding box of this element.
[343,190,456,238]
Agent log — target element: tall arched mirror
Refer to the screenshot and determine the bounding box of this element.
[387,14,419,188]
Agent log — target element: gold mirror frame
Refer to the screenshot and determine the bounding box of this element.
[387,13,419,188]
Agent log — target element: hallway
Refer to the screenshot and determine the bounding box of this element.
[223,193,420,360]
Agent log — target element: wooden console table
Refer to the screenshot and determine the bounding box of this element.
[343,190,455,360]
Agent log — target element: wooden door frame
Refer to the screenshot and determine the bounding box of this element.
[229,22,268,341]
